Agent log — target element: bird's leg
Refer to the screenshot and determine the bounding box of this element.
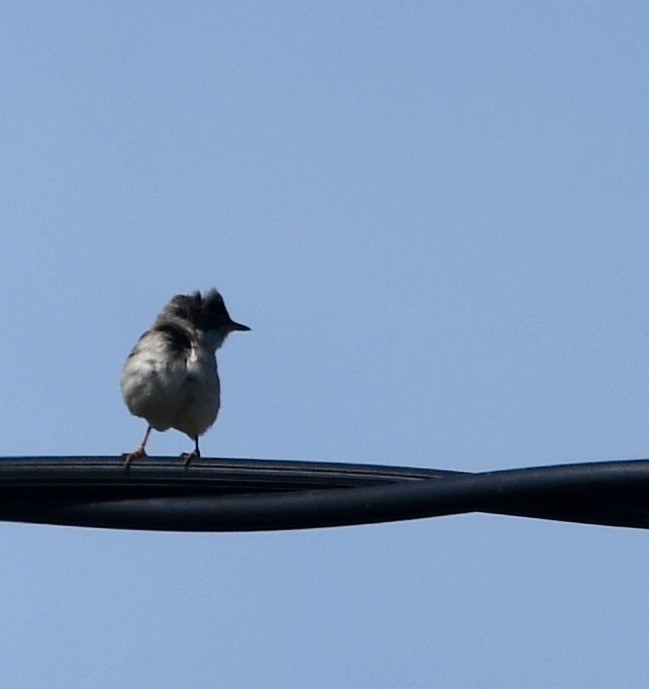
[122,426,152,469]
[181,436,201,468]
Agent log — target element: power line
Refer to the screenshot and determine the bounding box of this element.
[0,456,647,531]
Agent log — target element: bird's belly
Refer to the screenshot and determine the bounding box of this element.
[121,349,220,436]
[172,373,220,437]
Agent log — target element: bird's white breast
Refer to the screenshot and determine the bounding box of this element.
[120,333,220,438]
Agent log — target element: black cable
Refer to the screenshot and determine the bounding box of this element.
[0,456,648,531]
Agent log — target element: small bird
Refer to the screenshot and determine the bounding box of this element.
[120,289,250,468]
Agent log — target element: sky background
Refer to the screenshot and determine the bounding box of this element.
[2,2,649,686]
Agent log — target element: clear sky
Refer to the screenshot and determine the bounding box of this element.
[2,2,649,686]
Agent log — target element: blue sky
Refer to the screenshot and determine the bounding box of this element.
[2,2,649,686]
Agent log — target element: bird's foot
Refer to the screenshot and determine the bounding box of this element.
[181,450,200,468]
[122,448,147,470]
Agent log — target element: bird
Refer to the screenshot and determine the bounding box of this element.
[120,288,250,469]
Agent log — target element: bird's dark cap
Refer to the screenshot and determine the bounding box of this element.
[163,289,250,332]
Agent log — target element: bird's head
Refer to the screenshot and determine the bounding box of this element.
[164,289,250,350]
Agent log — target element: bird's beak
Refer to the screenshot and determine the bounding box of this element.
[229,321,251,332]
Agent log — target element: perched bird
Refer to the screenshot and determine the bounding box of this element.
[120,289,250,468]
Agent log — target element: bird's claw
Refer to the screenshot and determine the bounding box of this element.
[181,450,200,468]
[122,448,147,470]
